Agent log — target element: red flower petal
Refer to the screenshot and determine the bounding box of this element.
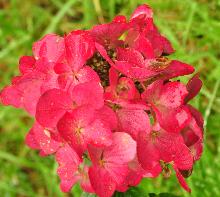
[0,85,23,108]
[25,122,61,155]
[159,81,188,108]
[174,166,191,193]
[71,81,104,109]
[90,22,128,47]
[96,105,118,131]
[65,30,95,71]
[160,60,195,80]
[56,144,81,192]
[130,4,153,21]
[33,34,64,63]
[185,74,202,103]
[36,89,72,128]
[57,106,112,155]
[19,56,36,75]
[85,118,113,147]
[104,132,136,164]
[137,131,160,171]
[113,15,127,23]
[89,165,116,197]
[154,106,191,133]
[117,108,150,140]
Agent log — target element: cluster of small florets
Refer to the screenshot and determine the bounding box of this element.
[0,4,204,197]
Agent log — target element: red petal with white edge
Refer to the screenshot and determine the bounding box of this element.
[19,56,36,75]
[159,81,188,108]
[185,74,202,103]
[117,108,151,140]
[104,132,136,164]
[71,81,104,109]
[33,34,64,63]
[89,165,116,197]
[174,166,191,193]
[96,105,118,130]
[65,30,95,71]
[57,106,95,156]
[130,4,153,21]
[36,89,72,128]
[56,144,81,192]
[154,105,191,133]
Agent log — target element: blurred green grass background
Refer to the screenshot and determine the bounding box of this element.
[0,0,220,196]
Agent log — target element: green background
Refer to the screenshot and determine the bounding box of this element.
[0,0,220,196]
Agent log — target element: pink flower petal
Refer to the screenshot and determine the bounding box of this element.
[19,56,36,75]
[130,4,153,21]
[96,105,118,131]
[65,30,95,71]
[71,81,104,109]
[104,132,136,164]
[36,89,72,128]
[56,144,81,192]
[159,81,188,108]
[117,108,150,140]
[185,74,202,103]
[174,166,191,193]
[33,34,64,63]
[89,165,116,197]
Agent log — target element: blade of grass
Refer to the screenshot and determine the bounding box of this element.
[0,150,37,169]
[92,0,105,24]
[43,0,76,35]
[203,79,220,137]
[109,0,116,20]
[182,2,197,46]
[83,0,97,28]
[0,35,30,59]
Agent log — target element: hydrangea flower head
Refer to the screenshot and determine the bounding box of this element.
[0,4,203,197]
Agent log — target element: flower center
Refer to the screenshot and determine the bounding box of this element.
[87,49,116,87]
[74,126,83,144]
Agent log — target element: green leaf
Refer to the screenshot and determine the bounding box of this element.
[149,193,180,197]
[113,187,148,197]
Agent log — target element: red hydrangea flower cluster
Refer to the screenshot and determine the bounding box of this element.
[0,4,203,197]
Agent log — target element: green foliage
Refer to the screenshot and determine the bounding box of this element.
[114,187,148,197]
[0,0,220,196]
[149,193,179,197]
